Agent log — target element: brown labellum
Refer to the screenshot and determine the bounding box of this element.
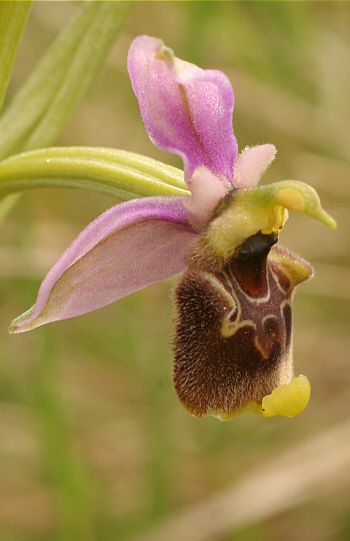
[172,230,313,419]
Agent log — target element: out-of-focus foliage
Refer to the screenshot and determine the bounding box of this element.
[0,1,31,112]
[0,2,349,541]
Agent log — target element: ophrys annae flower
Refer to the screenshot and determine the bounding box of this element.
[9,36,336,420]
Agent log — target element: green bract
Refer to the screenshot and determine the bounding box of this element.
[0,147,188,201]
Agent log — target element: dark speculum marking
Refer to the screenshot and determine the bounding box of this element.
[230,231,278,297]
[172,231,299,419]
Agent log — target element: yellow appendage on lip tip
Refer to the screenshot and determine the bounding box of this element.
[209,375,311,421]
[260,374,311,418]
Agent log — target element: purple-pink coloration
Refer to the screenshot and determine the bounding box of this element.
[233,145,276,188]
[128,35,238,184]
[184,166,229,228]
[9,35,276,333]
[11,197,197,330]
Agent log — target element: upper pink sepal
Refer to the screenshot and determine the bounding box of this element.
[127,35,238,185]
[9,196,198,333]
[233,144,277,188]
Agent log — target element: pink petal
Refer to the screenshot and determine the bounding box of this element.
[127,35,238,185]
[233,144,277,188]
[184,166,230,228]
[10,196,198,333]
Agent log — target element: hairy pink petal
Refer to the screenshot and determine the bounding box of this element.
[128,35,238,184]
[184,166,230,228]
[233,144,277,188]
[10,197,198,333]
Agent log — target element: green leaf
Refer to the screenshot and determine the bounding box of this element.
[0,147,188,201]
[0,1,136,160]
[0,1,32,112]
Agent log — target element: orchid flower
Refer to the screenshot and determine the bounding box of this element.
[9,36,336,420]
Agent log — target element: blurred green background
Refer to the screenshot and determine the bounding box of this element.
[1,2,350,540]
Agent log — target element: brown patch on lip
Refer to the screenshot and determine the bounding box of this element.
[172,231,305,419]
